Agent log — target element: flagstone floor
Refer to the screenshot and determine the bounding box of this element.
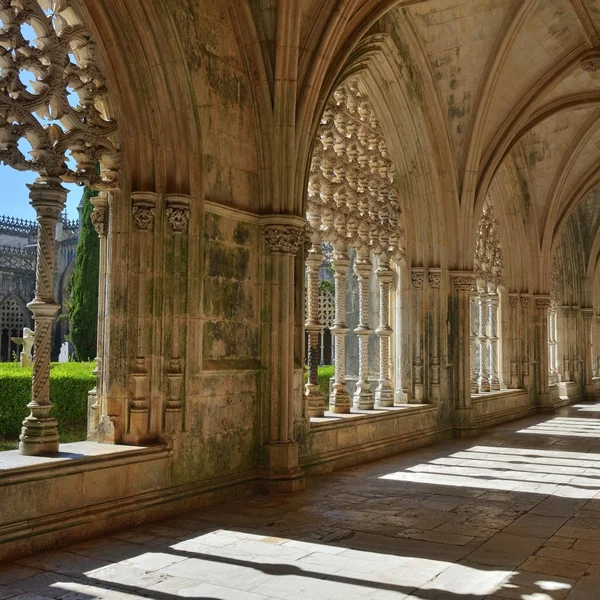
[3,402,600,599]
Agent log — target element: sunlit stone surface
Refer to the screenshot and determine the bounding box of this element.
[2,403,600,598]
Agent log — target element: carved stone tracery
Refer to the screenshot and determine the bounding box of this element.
[0,0,119,188]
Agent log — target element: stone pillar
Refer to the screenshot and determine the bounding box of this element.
[548,307,558,385]
[87,193,108,440]
[428,269,441,400]
[520,295,531,388]
[477,279,490,393]
[411,268,425,402]
[450,272,478,436]
[305,243,325,417]
[353,251,373,409]
[399,260,411,402]
[596,316,600,378]
[375,257,394,407]
[572,307,581,384]
[19,179,67,456]
[470,288,479,394]
[534,296,552,411]
[261,216,305,492]
[329,246,351,413]
[560,305,570,381]
[488,282,501,391]
[508,293,520,388]
[582,308,594,391]
[124,193,157,444]
[164,196,190,434]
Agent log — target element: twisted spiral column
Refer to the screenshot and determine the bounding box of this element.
[375,259,394,407]
[353,253,373,410]
[20,180,67,456]
[305,245,324,417]
[488,282,500,391]
[329,249,351,413]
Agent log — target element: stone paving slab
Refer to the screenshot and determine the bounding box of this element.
[3,402,600,598]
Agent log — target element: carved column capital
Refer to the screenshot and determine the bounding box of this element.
[411,268,425,289]
[428,268,441,289]
[534,296,552,310]
[450,271,475,292]
[508,293,519,308]
[582,308,594,320]
[261,215,306,255]
[166,195,190,233]
[131,192,158,232]
[520,295,530,309]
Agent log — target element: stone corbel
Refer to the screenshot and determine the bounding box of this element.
[261,215,306,255]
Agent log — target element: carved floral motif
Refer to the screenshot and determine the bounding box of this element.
[132,205,156,232]
[166,207,190,232]
[264,225,304,254]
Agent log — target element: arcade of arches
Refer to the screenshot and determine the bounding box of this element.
[2,0,600,574]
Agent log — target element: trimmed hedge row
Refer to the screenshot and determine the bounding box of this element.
[0,362,95,439]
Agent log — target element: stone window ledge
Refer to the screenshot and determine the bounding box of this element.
[471,389,526,401]
[0,441,170,483]
[310,404,437,428]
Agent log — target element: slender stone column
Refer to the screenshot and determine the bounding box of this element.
[560,305,570,381]
[19,179,67,456]
[470,288,479,394]
[261,216,305,492]
[412,268,425,402]
[508,293,520,388]
[548,307,558,385]
[450,272,478,436]
[488,282,500,391]
[582,309,594,390]
[164,196,190,434]
[428,269,441,400]
[87,193,108,440]
[477,279,490,393]
[596,316,600,378]
[520,295,531,387]
[329,246,351,413]
[353,251,373,409]
[305,243,324,417]
[572,307,580,383]
[375,257,394,407]
[534,296,552,411]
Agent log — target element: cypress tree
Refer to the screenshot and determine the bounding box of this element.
[69,186,100,361]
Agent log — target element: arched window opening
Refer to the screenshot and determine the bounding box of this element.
[0,0,119,455]
[471,201,504,394]
[305,80,405,418]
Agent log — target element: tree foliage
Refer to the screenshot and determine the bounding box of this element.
[69,186,99,361]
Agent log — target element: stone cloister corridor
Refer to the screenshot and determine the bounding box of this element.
[2,402,600,599]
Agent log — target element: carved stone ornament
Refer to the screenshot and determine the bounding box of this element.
[508,294,519,309]
[0,0,119,188]
[582,308,594,320]
[535,297,552,310]
[411,270,425,289]
[263,225,304,255]
[428,270,441,289]
[132,204,156,232]
[90,208,106,236]
[520,296,530,309]
[474,201,504,286]
[582,58,600,72]
[166,206,190,232]
[452,275,475,292]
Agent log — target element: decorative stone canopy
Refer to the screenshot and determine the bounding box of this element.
[474,201,504,286]
[307,79,404,260]
[0,0,119,188]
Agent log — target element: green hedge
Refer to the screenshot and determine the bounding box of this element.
[305,365,335,406]
[0,362,95,439]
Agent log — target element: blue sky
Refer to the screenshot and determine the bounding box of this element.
[0,166,82,221]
